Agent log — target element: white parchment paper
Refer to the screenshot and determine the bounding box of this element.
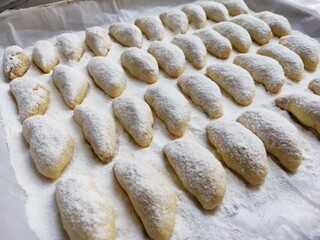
[0,0,320,239]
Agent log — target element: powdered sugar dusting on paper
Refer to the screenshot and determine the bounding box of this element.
[0,3,320,240]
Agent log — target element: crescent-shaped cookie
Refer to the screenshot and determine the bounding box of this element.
[57,33,83,62]
[52,65,88,109]
[182,3,206,28]
[177,73,223,118]
[215,0,249,16]
[171,34,207,69]
[134,16,164,41]
[3,45,30,80]
[279,35,320,71]
[145,84,190,137]
[276,93,320,135]
[73,105,116,163]
[163,139,226,210]
[237,109,303,171]
[193,28,232,59]
[230,14,273,45]
[160,10,189,34]
[113,159,176,240]
[255,11,292,37]
[112,96,153,147]
[148,41,185,78]
[22,115,74,179]
[206,63,255,106]
[87,56,125,98]
[55,177,115,240]
[109,23,143,48]
[85,26,112,56]
[9,77,49,122]
[207,120,268,185]
[257,43,304,81]
[121,47,158,84]
[213,22,251,53]
[309,78,320,96]
[199,1,229,22]
[233,53,285,93]
[33,40,59,73]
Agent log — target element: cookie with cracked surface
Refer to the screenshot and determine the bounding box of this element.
[87,56,125,98]
[109,23,143,48]
[233,53,285,93]
[85,26,112,56]
[237,109,303,171]
[121,47,158,84]
[10,77,49,122]
[148,41,185,78]
[113,159,176,240]
[171,34,207,69]
[23,115,74,179]
[230,14,273,45]
[207,119,268,185]
[178,73,223,118]
[163,139,226,210]
[56,177,115,240]
[135,16,164,41]
[276,93,320,135]
[112,96,153,147]
[74,105,116,163]
[33,40,59,73]
[145,84,190,137]
[206,63,255,105]
[3,45,30,80]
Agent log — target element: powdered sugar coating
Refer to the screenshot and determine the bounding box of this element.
[121,47,158,84]
[309,78,320,95]
[279,35,320,71]
[255,11,292,37]
[55,177,115,240]
[237,109,302,171]
[3,45,30,80]
[57,33,83,61]
[109,23,143,48]
[52,65,89,109]
[182,3,206,28]
[207,119,268,185]
[85,26,112,56]
[73,105,116,163]
[112,96,153,147]
[9,77,49,122]
[145,84,190,137]
[206,63,255,105]
[113,159,176,240]
[233,53,285,93]
[171,34,207,69]
[163,139,226,210]
[22,115,74,179]
[193,28,232,59]
[230,14,272,45]
[215,0,249,16]
[87,56,125,98]
[177,73,223,118]
[257,43,303,81]
[160,10,189,34]
[148,41,185,78]
[199,1,229,22]
[32,40,59,73]
[276,93,320,135]
[134,16,164,41]
[213,21,251,53]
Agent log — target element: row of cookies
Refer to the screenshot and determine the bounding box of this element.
[2,0,294,80]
